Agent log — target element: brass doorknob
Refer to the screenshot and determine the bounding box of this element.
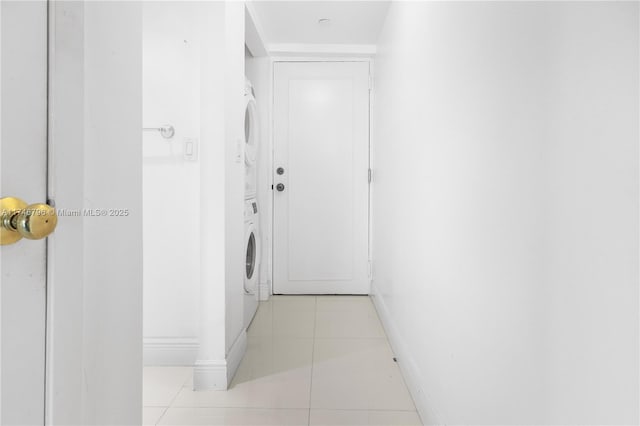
[0,197,58,245]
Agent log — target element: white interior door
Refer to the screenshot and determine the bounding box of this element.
[273,61,370,295]
[0,1,48,424]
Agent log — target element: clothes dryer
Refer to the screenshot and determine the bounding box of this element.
[244,78,259,199]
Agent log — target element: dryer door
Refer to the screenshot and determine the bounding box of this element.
[244,96,258,167]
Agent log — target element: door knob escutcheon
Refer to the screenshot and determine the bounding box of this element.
[0,197,58,245]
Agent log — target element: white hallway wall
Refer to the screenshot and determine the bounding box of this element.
[222,0,247,373]
[143,1,202,364]
[143,2,246,382]
[372,2,639,424]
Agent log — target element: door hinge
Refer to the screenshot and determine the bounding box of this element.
[368,74,373,91]
[368,168,372,183]
[368,260,373,279]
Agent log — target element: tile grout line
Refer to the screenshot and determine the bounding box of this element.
[307,296,318,426]
[153,406,169,426]
[155,370,192,425]
[147,298,417,424]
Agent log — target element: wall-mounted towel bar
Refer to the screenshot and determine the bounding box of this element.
[143,125,175,139]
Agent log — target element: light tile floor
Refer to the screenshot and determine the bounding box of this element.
[143,296,422,425]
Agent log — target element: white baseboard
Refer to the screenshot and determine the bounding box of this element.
[226,329,247,385]
[143,337,199,366]
[193,330,247,391]
[258,280,271,301]
[193,359,228,391]
[370,284,443,425]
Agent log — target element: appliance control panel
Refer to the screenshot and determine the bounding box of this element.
[245,200,258,218]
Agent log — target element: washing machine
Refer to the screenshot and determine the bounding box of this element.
[244,78,258,199]
[243,197,260,327]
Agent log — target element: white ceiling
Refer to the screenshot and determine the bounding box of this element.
[250,1,390,46]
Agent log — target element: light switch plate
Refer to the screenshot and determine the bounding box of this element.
[184,138,198,161]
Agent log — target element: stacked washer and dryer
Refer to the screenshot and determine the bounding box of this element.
[243,78,261,328]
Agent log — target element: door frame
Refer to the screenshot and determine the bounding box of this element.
[45,2,84,423]
[44,2,143,424]
[269,57,375,295]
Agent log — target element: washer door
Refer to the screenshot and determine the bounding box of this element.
[244,222,260,293]
[244,95,258,167]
